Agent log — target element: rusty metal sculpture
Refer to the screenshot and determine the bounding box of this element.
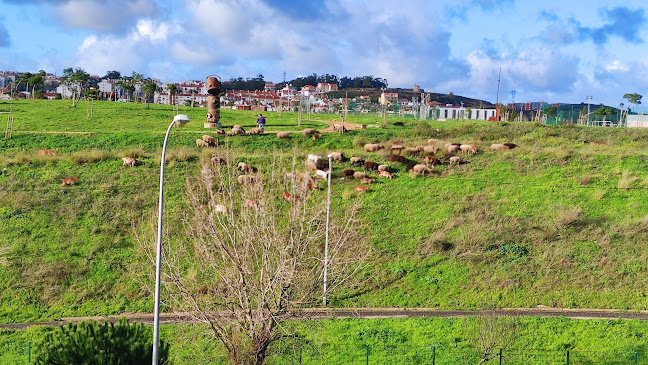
[205,75,221,128]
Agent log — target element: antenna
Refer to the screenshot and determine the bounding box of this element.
[283,71,286,84]
[511,90,516,104]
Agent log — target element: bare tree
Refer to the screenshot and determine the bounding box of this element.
[468,312,519,365]
[139,152,369,364]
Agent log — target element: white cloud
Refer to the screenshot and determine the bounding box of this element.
[56,0,158,32]
[605,60,629,72]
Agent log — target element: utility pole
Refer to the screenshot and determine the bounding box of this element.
[495,67,501,121]
[586,96,592,126]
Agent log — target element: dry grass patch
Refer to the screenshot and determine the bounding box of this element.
[617,170,638,190]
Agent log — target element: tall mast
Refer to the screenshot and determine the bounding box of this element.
[495,66,501,120]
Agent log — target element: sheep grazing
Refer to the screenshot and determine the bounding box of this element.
[307,154,322,162]
[391,139,404,146]
[330,152,345,162]
[427,138,437,145]
[333,124,347,132]
[38,149,56,156]
[281,192,294,202]
[423,145,438,154]
[248,127,264,135]
[353,171,367,179]
[364,161,379,170]
[237,175,257,185]
[231,126,246,135]
[341,169,355,179]
[302,128,317,136]
[312,133,322,140]
[364,143,385,152]
[360,124,367,129]
[353,185,369,193]
[390,145,405,155]
[404,146,422,156]
[445,143,461,154]
[424,156,439,166]
[378,164,390,172]
[122,157,141,167]
[61,176,78,186]
[211,156,226,166]
[361,177,376,184]
[237,162,254,173]
[202,135,216,146]
[393,121,405,127]
[378,170,393,179]
[449,156,463,167]
[460,144,478,155]
[491,143,517,151]
[215,129,226,135]
[350,157,365,166]
[405,163,417,171]
[389,154,409,164]
[503,143,518,149]
[243,198,258,211]
[277,131,291,139]
[313,169,329,180]
[412,164,432,176]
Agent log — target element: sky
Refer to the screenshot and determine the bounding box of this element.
[1,0,647,107]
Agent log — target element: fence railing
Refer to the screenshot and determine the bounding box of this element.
[270,344,647,364]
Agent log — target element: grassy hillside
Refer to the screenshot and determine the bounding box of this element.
[2,100,648,325]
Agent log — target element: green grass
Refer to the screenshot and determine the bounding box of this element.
[3,99,648,324]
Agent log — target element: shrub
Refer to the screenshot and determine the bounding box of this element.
[34,319,169,365]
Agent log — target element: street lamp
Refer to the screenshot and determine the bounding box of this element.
[152,114,190,365]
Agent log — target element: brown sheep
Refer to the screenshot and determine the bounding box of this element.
[353,171,367,179]
[202,135,216,146]
[196,139,209,147]
[353,185,369,193]
[361,177,376,184]
[237,162,254,173]
[378,164,390,172]
[423,145,438,154]
[312,133,322,140]
[302,128,317,136]
[391,139,404,146]
[38,149,56,156]
[231,127,246,135]
[122,157,141,167]
[405,163,417,171]
[211,156,226,165]
[490,143,508,151]
[277,131,291,139]
[412,164,432,175]
[449,156,463,166]
[237,175,257,185]
[503,143,518,149]
[61,176,78,186]
[364,143,385,152]
[424,156,439,166]
[215,129,226,135]
[460,144,478,155]
[378,170,393,179]
[364,161,379,170]
[243,198,258,210]
[341,169,355,179]
[389,154,409,164]
[350,157,365,166]
[281,192,294,202]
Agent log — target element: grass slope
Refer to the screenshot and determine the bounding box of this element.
[2,100,648,325]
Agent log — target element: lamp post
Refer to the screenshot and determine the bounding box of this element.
[152,114,190,365]
[323,154,332,306]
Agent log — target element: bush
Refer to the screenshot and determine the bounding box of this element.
[34,319,169,365]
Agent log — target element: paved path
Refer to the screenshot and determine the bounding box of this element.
[4,307,648,330]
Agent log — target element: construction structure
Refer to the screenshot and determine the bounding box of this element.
[205,75,222,128]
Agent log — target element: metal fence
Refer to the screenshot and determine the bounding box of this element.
[270,344,647,365]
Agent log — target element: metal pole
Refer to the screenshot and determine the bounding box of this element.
[152,120,178,365]
[323,155,332,306]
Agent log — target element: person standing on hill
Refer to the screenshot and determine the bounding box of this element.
[257,114,266,132]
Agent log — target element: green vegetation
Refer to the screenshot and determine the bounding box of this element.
[3,99,648,362]
[32,319,167,364]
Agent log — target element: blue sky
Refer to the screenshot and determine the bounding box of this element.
[1,0,647,107]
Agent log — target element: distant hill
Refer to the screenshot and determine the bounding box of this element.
[327,88,495,108]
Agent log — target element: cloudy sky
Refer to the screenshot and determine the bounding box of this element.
[1,0,647,107]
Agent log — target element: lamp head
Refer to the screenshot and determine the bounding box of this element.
[173,114,190,127]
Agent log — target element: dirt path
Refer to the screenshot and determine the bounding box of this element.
[4,307,648,330]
